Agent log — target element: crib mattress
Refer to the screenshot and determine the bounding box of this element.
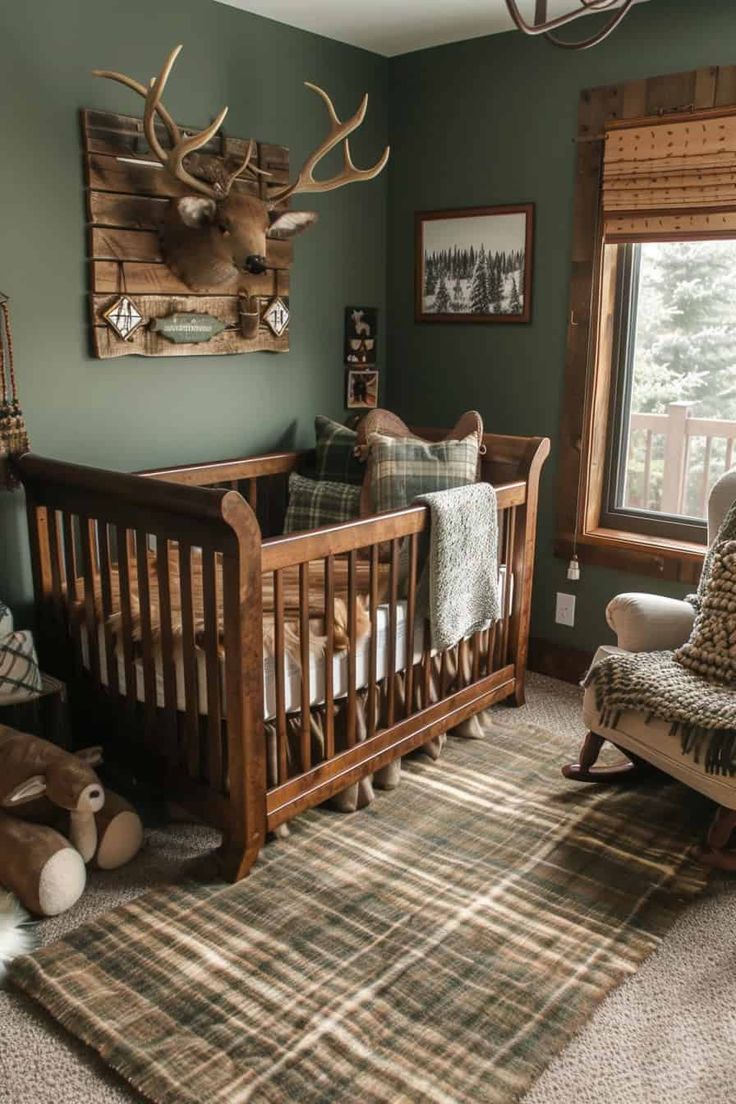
[81,601,419,721]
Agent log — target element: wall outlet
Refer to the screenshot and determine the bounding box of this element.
[555,592,576,628]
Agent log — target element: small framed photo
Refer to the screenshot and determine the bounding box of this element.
[345,306,378,364]
[415,204,534,324]
[346,369,379,409]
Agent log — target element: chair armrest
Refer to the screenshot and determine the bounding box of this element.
[606,592,695,653]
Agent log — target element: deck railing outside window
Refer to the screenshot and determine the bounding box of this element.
[623,402,736,521]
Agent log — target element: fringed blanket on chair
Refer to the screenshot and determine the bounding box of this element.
[586,504,736,775]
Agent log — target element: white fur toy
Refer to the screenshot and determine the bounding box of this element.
[0,891,37,980]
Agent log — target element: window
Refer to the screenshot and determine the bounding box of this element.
[603,239,736,544]
[556,72,736,584]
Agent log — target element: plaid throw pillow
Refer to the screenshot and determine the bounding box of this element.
[0,600,13,637]
[284,472,362,533]
[314,416,365,486]
[368,431,480,513]
[0,629,42,700]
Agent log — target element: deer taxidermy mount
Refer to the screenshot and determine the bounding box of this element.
[92,45,390,292]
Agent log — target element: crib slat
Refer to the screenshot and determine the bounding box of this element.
[79,518,101,685]
[248,479,258,512]
[156,538,178,763]
[324,555,335,760]
[274,568,288,783]
[201,547,222,787]
[368,544,379,740]
[299,562,311,772]
[404,532,418,718]
[346,551,358,748]
[61,513,83,670]
[134,528,157,737]
[47,509,64,623]
[97,520,118,697]
[386,539,399,727]
[178,543,200,778]
[440,647,449,699]
[471,626,481,683]
[487,623,497,676]
[458,638,470,690]
[116,526,137,711]
[501,506,516,664]
[422,622,432,710]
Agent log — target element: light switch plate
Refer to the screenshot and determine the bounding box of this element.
[555,592,576,627]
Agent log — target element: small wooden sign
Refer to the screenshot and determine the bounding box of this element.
[150,312,227,344]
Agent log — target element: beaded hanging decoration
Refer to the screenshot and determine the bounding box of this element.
[0,294,30,490]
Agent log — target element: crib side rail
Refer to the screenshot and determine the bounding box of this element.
[17,452,266,876]
[139,450,305,539]
[260,479,530,830]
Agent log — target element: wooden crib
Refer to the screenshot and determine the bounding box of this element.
[18,428,549,881]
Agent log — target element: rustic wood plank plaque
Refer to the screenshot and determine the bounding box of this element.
[82,108,292,359]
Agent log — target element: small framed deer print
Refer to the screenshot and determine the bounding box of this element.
[415,204,534,324]
[344,306,378,365]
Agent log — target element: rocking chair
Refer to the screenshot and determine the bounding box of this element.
[563,467,736,870]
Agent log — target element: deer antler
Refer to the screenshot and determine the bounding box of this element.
[93,45,267,200]
[268,83,390,206]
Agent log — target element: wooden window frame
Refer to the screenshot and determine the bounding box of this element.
[600,243,708,545]
[555,65,736,586]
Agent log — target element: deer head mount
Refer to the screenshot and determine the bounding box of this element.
[93,45,390,291]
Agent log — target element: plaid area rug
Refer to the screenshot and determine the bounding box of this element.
[10,716,709,1104]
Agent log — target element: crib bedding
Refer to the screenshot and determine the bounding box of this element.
[80,599,421,721]
[78,567,510,722]
[70,547,388,667]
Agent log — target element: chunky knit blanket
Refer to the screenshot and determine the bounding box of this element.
[585,500,736,775]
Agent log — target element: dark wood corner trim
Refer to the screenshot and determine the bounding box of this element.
[528,637,594,687]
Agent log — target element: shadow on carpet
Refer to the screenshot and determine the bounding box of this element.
[9,714,711,1104]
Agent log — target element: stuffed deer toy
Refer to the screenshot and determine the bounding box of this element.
[0,725,143,917]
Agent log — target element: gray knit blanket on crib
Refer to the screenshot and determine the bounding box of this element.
[412,482,499,653]
[585,500,736,775]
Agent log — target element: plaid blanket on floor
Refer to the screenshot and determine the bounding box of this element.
[10,715,707,1104]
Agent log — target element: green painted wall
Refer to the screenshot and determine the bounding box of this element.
[386,0,736,652]
[4,0,734,652]
[0,0,387,617]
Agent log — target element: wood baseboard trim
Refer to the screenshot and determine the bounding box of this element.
[528,637,594,686]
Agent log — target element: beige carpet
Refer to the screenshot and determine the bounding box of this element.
[0,673,734,1104]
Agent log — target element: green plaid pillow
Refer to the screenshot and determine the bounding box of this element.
[314,416,365,485]
[284,472,362,533]
[368,431,480,513]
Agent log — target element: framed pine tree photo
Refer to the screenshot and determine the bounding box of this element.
[415,204,534,324]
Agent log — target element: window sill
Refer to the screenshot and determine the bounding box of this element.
[554,527,705,584]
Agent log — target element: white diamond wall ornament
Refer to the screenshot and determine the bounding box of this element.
[263,298,289,338]
[102,296,144,341]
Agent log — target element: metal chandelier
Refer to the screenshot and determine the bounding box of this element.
[504,0,637,49]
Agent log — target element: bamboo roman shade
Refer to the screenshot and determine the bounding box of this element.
[602,110,736,241]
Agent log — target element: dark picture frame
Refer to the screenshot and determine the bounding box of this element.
[346,369,379,409]
[344,306,378,365]
[415,203,534,324]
